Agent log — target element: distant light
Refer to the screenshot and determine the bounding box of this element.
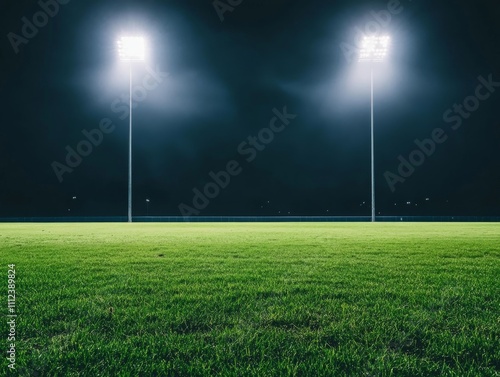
[72,196,77,200]
[358,35,390,63]
[146,199,150,203]
[118,36,145,61]
[425,198,430,201]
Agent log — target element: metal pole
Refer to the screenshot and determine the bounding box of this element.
[128,64,133,223]
[371,66,375,222]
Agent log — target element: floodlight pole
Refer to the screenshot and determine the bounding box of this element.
[371,66,375,222]
[358,35,389,222]
[118,36,144,223]
[128,64,133,223]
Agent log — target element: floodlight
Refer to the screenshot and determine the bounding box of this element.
[116,36,147,222]
[118,36,145,61]
[356,35,391,222]
[358,35,390,63]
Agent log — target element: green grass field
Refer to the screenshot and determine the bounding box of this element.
[1,223,499,376]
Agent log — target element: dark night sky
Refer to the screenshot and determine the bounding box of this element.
[0,0,499,217]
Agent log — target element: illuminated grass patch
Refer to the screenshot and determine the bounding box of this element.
[1,223,499,376]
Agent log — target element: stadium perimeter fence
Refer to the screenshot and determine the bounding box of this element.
[0,216,499,222]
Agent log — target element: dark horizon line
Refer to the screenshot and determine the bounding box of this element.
[1,215,500,223]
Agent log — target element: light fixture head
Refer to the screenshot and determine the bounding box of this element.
[358,35,390,63]
[118,36,145,62]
